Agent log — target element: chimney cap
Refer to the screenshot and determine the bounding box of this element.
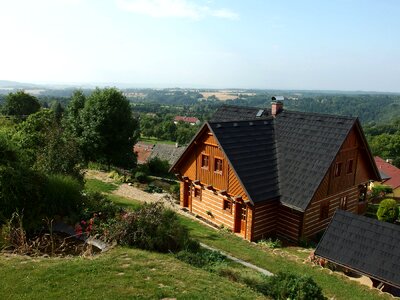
[272,96,284,101]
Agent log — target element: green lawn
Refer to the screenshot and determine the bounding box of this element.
[139,136,176,145]
[85,178,118,194]
[114,196,390,300]
[0,247,265,300]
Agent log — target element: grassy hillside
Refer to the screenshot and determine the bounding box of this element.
[0,247,265,300]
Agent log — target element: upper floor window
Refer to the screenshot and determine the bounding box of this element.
[347,159,354,174]
[214,158,223,174]
[201,154,209,169]
[334,162,342,177]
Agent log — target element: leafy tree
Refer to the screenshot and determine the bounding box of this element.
[79,88,137,169]
[13,110,83,178]
[377,199,399,223]
[50,101,64,122]
[2,91,41,117]
[63,90,86,137]
[0,131,46,229]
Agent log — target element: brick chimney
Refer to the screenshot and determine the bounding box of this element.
[271,96,283,116]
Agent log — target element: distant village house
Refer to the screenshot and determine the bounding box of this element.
[173,116,200,126]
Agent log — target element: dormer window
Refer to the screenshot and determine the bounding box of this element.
[201,154,209,169]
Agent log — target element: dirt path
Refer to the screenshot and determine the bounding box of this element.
[86,170,178,210]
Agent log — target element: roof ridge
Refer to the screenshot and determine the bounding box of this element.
[208,117,274,124]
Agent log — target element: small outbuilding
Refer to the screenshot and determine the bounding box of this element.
[315,210,400,296]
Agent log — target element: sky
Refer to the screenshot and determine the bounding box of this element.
[0,0,399,92]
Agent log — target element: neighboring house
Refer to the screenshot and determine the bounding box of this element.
[174,116,201,125]
[315,210,400,296]
[134,141,186,166]
[373,156,400,197]
[133,142,154,164]
[170,101,380,242]
[149,143,186,166]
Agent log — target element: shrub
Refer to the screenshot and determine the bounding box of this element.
[80,191,120,221]
[258,238,282,249]
[134,171,148,183]
[255,272,326,300]
[377,199,399,223]
[371,185,393,198]
[144,183,163,193]
[170,183,180,198]
[146,157,170,177]
[110,202,190,252]
[43,174,84,218]
[175,248,226,269]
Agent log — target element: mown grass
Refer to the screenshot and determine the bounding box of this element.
[85,178,118,194]
[114,196,391,300]
[0,247,265,300]
[139,136,176,145]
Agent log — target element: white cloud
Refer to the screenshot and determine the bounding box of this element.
[116,0,238,20]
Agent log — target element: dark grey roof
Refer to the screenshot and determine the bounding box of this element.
[208,119,280,203]
[315,210,400,288]
[379,170,391,181]
[149,144,186,166]
[211,105,356,210]
[275,110,355,210]
[209,105,270,122]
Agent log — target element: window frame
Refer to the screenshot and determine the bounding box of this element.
[201,153,209,170]
[214,157,224,175]
[346,159,354,174]
[320,200,330,220]
[223,199,232,214]
[339,196,347,210]
[334,162,342,177]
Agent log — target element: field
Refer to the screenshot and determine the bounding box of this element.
[201,91,256,101]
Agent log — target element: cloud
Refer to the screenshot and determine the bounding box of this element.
[116,0,238,20]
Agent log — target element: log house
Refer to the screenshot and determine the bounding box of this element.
[170,101,380,242]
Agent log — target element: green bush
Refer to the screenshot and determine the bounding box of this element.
[80,191,120,221]
[110,202,190,252]
[144,183,163,193]
[258,238,282,249]
[376,199,399,223]
[255,272,326,300]
[175,248,226,270]
[43,174,84,218]
[146,157,170,177]
[371,185,393,198]
[134,171,148,183]
[170,184,180,198]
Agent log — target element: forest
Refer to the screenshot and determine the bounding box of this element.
[2,88,400,166]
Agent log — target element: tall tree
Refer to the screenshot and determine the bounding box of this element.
[80,88,137,168]
[2,91,41,117]
[63,90,86,137]
[13,110,83,179]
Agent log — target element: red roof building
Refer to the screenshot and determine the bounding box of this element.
[374,156,400,192]
[173,116,200,125]
[134,142,154,164]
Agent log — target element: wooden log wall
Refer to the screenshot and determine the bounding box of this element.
[302,185,359,237]
[252,200,279,240]
[191,187,235,230]
[276,205,303,241]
